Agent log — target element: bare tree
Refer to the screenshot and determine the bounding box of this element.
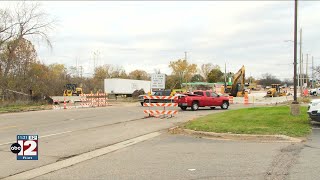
[0,2,55,99]
[0,8,15,49]
[200,63,214,81]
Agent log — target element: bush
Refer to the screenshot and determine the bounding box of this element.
[132,89,145,98]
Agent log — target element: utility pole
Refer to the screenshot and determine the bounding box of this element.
[185,52,188,85]
[306,54,309,87]
[75,57,78,77]
[80,66,83,78]
[312,56,314,88]
[301,53,304,92]
[293,0,298,104]
[299,28,302,91]
[224,62,227,89]
[93,51,96,71]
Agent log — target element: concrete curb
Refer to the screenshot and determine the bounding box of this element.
[168,126,304,143]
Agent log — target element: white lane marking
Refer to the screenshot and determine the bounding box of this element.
[188,169,196,171]
[40,131,73,138]
[3,132,161,180]
[0,131,73,146]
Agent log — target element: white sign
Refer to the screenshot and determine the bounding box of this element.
[151,74,166,89]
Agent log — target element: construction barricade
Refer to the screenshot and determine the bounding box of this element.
[143,96,178,118]
[229,96,234,104]
[244,95,249,105]
[79,93,109,108]
[52,93,109,110]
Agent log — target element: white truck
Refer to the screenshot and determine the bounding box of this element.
[104,78,151,96]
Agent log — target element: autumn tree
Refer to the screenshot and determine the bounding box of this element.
[169,59,197,86]
[109,65,127,78]
[93,65,109,91]
[0,2,55,99]
[128,70,149,80]
[47,64,67,95]
[165,75,180,89]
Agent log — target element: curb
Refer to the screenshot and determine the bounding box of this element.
[168,127,304,143]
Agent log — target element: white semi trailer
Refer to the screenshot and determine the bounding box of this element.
[104,78,151,96]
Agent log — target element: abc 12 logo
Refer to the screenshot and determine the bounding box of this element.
[11,135,38,160]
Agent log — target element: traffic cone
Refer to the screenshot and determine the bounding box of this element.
[64,97,67,109]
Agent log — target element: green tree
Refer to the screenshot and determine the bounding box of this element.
[207,66,224,83]
[190,74,205,82]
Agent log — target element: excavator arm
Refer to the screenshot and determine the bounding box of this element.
[230,65,245,97]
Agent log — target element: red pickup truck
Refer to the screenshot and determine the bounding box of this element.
[176,90,229,111]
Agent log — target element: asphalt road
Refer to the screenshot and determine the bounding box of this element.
[0,102,244,179]
[32,129,320,180]
[289,122,320,180]
[1,102,318,180]
[34,134,291,180]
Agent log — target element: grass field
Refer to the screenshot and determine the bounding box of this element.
[0,102,50,113]
[184,106,311,137]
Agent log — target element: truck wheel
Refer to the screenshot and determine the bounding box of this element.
[180,106,187,110]
[313,92,316,96]
[191,102,199,111]
[221,101,229,109]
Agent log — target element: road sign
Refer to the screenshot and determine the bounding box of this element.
[151,74,165,89]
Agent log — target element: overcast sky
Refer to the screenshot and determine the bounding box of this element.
[3,1,320,80]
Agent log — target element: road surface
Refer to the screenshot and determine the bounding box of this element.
[0,102,318,180]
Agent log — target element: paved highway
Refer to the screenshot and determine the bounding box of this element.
[1,102,317,180]
[0,102,237,179]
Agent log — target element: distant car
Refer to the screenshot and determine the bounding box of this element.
[307,99,320,122]
[265,86,271,90]
[309,88,320,96]
[138,90,173,106]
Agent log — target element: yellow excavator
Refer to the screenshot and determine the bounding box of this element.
[225,65,248,97]
[266,84,286,97]
[63,84,83,96]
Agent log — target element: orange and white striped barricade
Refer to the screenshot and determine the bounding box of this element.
[244,96,249,105]
[143,103,178,107]
[79,93,109,107]
[143,110,178,116]
[143,96,178,118]
[229,96,234,104]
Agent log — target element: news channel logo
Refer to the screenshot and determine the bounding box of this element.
[10,135,38,160]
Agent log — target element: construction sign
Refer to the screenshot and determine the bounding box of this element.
[151,74,165,89]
